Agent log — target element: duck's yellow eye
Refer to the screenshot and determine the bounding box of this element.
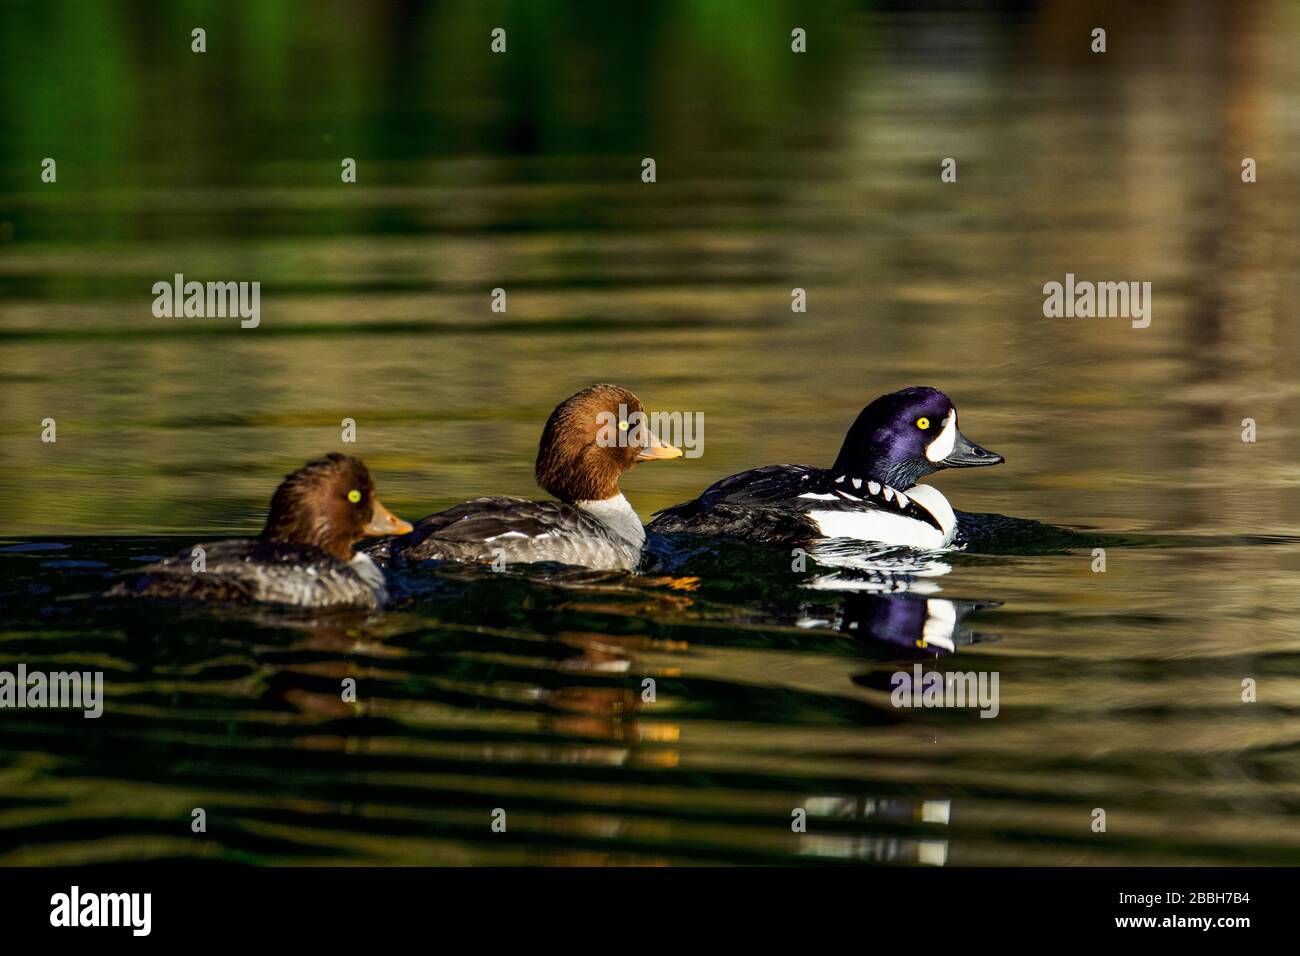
[347,489,362,504]
[618,421,629,431]
[916,417,930,430]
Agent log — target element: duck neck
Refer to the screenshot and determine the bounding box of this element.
[576,493,645,548]
[829,454,929,491]
[261,518,355,562]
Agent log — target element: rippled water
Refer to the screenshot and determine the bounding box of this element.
[3,1,1300,865]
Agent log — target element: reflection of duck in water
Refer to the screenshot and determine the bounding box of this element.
[643,527,998,656]
[798,795,952,865]
[783,536,999,655]
[801,539,952,592]
[799,592,1000,656]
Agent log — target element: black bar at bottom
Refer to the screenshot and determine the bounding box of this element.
[0,865,1273,941]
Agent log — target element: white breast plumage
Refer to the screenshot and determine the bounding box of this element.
[350,550,389,602]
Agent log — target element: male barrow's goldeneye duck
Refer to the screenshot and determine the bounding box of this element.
[373,384,683,571]
[649,386,1002,550]
[109,453,413,609]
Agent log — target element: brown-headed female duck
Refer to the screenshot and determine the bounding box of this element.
[372,384,682,571]
[110,453,412,609]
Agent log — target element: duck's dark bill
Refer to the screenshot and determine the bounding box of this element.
[941,430,1004,468]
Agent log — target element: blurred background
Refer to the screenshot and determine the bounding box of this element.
[3,0,1300,866]
[2,0,1297,535]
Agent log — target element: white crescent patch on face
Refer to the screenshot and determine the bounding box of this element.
[924,408,957,462]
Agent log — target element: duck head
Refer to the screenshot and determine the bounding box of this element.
[831,386,1003,489]
[535,384,682,503]
[261,453,412,560]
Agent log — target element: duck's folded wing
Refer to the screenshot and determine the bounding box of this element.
[110,540,380,609]
[660,464,819,511]
[649,465,823,540]
[649,465,949,545]
[386,497,614,565]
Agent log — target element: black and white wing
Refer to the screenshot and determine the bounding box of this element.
[650,465,950,548]
[648,465,827,543]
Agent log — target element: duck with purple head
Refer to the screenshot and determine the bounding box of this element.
[109,453,412,609]
[372,384,683,571]
[649,386,1003,550]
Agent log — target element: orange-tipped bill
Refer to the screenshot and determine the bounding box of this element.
[637,430,684,461]
[365,498,413,536]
